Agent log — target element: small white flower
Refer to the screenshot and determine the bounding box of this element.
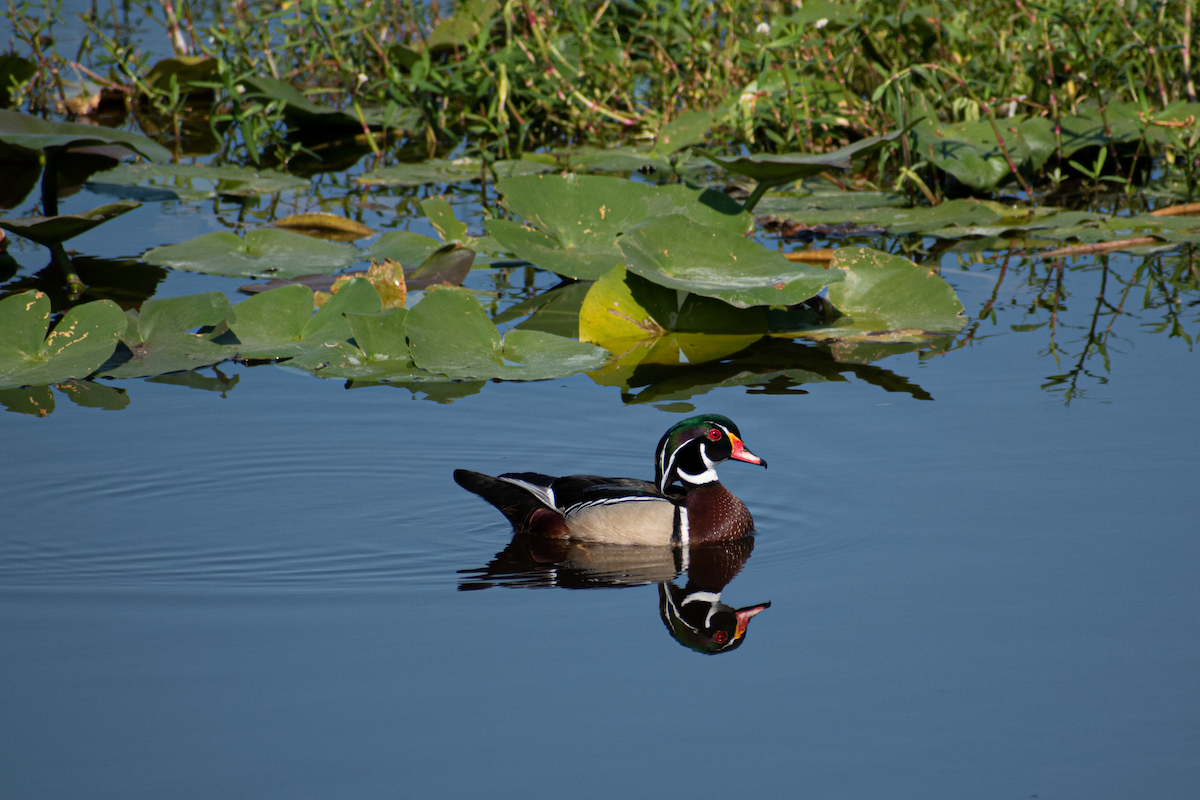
[815,18,829,29]
[756,22,771,35]
[356,73,368,87]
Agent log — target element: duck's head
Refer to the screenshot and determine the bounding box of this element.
[655,414,766,493]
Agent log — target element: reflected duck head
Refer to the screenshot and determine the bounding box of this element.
[659,584,770,655]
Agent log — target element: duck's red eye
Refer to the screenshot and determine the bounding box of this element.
[713,630,730,645]
[707,428,722,441]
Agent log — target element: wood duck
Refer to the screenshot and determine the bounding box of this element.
[454,414,767,546]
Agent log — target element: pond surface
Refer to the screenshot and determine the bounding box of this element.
[3,163,1200,797]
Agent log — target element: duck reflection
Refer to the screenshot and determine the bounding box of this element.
[459,535,770,654]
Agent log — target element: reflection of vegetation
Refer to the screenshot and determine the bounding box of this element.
[949,244,1198,404]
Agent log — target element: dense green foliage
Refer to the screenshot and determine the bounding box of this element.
[4,0,1198,188]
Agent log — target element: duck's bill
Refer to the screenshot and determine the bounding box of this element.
[734,602,771,640]
[729,434,767,468]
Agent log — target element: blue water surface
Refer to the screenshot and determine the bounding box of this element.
[3,235,1198,798]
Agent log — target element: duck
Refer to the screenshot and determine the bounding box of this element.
[453,414,767,546]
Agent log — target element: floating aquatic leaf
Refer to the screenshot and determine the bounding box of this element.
[230,279,381,360]
[913,117,1054,192]
[0,290,126,389]
[285,307,419,379]
[405,287,608,380]
[143,228,359,279]
[421,197,468,242]
[578,265,765,390]
[701,125,916,187]
[99,291,236,379]
[87,162,310,201]
[486,174,753,280]
[779,247,966,342]
[0,200,141,246]
[498,281,593,339]
[618,215,838,308]
[356,158,483,187]
[364,230,443,266]
[0,109,171,162]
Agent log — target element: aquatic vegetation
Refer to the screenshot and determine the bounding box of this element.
[0,1,1197,415]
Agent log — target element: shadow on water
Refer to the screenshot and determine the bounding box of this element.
[459,534,771,655]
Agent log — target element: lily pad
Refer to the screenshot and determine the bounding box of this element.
[618,215,839,308]
[285,307,420,378]
[421,197,468,242]
[485,174,754,280]
[701,125,916,187]
[405,287,609,380]
[143,228,360,279]
[780,247,966,342]
[0,290,126,389]
[914,117,1055,192]
[365,230,444,266]
[356,158,483,187]
[99,292,236,379]
[578,265,766,389]
[0,200,141,246]
[87,162,310,201]
[0,109,172,163]
[230,279,381,360]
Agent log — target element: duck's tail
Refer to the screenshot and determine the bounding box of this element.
[453,470,567,537]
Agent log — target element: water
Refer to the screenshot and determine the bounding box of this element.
[4,266,1198,796]
[2,73,1199,799]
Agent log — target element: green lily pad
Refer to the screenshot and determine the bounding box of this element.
[701,125,916,187]
[99,292,236,379]
[87,163,310,201]
[0,200,141,246]
[486,174,754,280]
[0,109,171,162]
[618,215,839,308]
[780,247,966,341]
[421,197,468,242]
[498,281,594,339]
[0,290,126,389]
[356,158,483,187]
[913,117,1055,192]
[578,265,766,390]
[143,228,360,279]
[230,279,381,360]
[365,230,444,266]
[405,287,609,380]
[285,306,419,379]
